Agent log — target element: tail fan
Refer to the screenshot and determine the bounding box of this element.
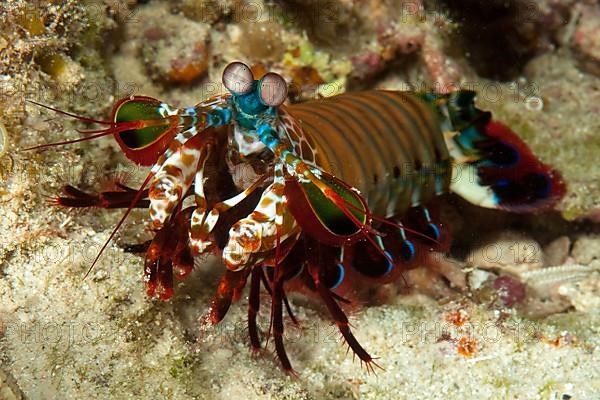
[433,90,566,212]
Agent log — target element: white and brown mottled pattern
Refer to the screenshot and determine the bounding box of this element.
[278,106,318,167]
[189,172,269,256]
[148,140,206,228]
[145,94,319,266]
[233,124,267,156]
[147,93,234,230]
[150,94,230,176]
[223,163,298,271]
[188,145,213,254]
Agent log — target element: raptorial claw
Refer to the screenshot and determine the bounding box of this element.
[223,166,298,271]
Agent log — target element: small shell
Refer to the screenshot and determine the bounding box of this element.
[525,95,544,112]
[493,275,527,307]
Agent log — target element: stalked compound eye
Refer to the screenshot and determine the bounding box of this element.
[258,72,287,107]
[222,61,254,95]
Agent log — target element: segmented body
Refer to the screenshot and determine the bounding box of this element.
[285,91,452,216]
[37,62,565,374]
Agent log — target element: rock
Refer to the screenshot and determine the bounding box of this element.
[273,0,367,51]
[557,267,600,312]
[465,231,544,275]
[571,234,600,265]
[543,235,571,266]
[133,3,211,85]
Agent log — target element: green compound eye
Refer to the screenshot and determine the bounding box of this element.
[222,61,254,95]
[258,72,287,107]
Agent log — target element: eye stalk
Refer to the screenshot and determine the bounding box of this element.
[258,72,288,107]
[222,61,254,95]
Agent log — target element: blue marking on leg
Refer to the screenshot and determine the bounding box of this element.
[396,222,415,262]
[330,263,345,289]
[383,251,394,275]
[400,240,415,262]
[420,206,441,241]
[428,223,441,241]
[375,236,394,275]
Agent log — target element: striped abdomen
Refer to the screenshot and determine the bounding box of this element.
[287,91,452,217]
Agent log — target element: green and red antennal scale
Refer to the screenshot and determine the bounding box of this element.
[110,96,183,166]
[26,96,181,166]
[284,170,370,247]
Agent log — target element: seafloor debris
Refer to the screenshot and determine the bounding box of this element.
[467,256,600,316]
[493,275,528,307]
[463,228,600,315]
